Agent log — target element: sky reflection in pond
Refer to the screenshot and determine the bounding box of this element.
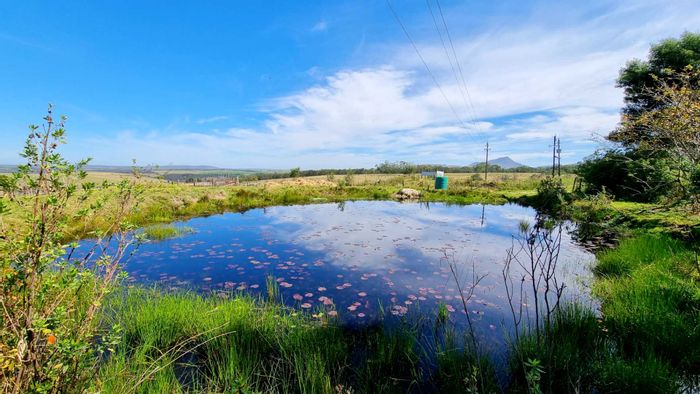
[120,201,595,351]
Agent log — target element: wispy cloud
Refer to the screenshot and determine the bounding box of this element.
[195,115,229,124]
[311,20,328,32]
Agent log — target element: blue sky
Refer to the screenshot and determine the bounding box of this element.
[1,1,699,169]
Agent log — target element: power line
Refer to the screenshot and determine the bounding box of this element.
[431,0,489,169]
[435,0,479,125]
[385,0,469,131]
[425,0,473,125]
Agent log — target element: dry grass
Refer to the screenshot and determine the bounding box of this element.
[255,172,553,187]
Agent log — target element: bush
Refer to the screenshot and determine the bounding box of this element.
[533,177,569,213]
[576,150,675,202]
[0,106,142,392]
[691,165,700,194]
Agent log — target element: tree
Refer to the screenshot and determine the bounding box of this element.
[615,67,699,198]
[580,33,700,202]
[289,167,300,178]
[610,32,700,146]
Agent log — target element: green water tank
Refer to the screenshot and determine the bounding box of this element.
[435,176,448,190]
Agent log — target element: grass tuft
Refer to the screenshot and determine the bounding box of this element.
[142,224,195,241]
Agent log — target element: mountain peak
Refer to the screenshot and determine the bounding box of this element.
[470,156,526,169]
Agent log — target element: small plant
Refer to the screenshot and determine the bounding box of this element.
[524,358,544,394]
[343,172,354,186]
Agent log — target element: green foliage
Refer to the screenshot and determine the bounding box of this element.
[614,32,700,144]
[289,167,301,178]
[595,33,700,204]
[691,164,700,194]
[0,105,142,392]
[524,358,544,394]
[375,160,417,174]
[576,150,676,202]
[532,177,569,213]
[569,192,626,244]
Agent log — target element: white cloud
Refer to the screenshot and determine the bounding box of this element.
[83,1,700,168]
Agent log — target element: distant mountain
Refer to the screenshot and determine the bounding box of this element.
[470,156,527,169]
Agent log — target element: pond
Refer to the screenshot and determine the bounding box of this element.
[115,201,595,352]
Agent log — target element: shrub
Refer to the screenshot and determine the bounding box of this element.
[691,165,700,194]
[0,106,142,392]
[576,150,675,202]
[533,177,569,213]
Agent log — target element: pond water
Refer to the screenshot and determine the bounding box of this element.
[115,201,595,351]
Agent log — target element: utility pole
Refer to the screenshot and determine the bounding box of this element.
[484,141,491,181]
[551,135,557,176]
[557,138,562,177]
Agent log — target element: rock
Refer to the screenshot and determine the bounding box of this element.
[394,188,422,200]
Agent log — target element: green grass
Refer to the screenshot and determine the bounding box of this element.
[142,224,195,241]
[507,302,683,393]
[594,234,700,373]
[96,288,496,393]
[504,233,700,393]
[507,303,604,393]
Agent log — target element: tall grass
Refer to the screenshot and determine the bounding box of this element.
[142,224,195,241]
[507,302,681,393]
[594,234,700,373]
[96,288,495,393]
[504,233,699,393]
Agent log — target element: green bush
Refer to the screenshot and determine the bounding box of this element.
[576,150,675,202]
[532,177,569,213]
[691,165,700,194]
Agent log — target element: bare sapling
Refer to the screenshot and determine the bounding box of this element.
[442,251,488,390]
[502,217,565,343]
